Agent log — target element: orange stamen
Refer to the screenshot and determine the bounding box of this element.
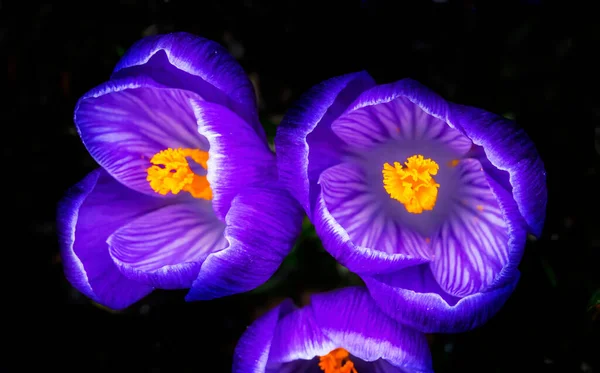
[382,154,440,214]
[318,348,358,373]
[146,147,212,200]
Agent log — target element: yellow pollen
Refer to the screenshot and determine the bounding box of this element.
[449,159,460,167]
[319,348,358,373]
[146,147,212,200]
[382,154,440,214]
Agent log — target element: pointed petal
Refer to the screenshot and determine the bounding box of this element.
[185,186,303,301]
[57,169,162,309]
[430,158,526,297]
[112,32,263,136]
[364,265,519,333]
[108,200,227,289]
[276,71,376,215]
[74,77,207,196]
[191,99,276,221]
[316,162,431,274]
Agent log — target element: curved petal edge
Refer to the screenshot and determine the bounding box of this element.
[111,32,262,135]
[185,186,303,301]
[57,169,154,310]
[364,271,520,333]
[276,71,376,215]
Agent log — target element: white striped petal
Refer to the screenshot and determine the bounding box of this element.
[75,78,208,197]
[430,158,509,297]
[331,96,472,155]
[108,200,227,289]
[320,162,430,259]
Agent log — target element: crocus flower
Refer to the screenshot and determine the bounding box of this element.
[276,72,546,332]
[58,33,302,310]
[234,287,433,373]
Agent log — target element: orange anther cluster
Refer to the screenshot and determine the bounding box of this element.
[382,154,440,214]
[318,348,358,373]
[146,147,212,200]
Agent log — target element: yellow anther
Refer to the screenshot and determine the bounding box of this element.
[319,348,358,373]
[146,148,212,200]
[382,154,440,214]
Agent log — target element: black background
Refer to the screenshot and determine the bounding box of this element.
[4,0,599,372]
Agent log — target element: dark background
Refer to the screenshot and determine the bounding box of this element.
[5,0,599,372]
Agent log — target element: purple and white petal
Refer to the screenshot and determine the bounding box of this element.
[364,265,519,333]
[448,102,546,237]
[75,77,207,196]
[313,189,431,275]
[191,99,275,222]
[267,304,336,365]
[349,78,451,127]
[108,200,227,289]
[57,169,166,310]
[255,287,432,372]
[316,162,432,274]
[429,158,525,297]
[368,78,545,237]
[185,186,303,301]
[276,71,376,215]
[111,32,262,136]
[309,287,432,372]
[233,300,297,373]
[332,94,471,156]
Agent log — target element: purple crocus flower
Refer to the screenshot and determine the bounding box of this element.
[276,72,546,332]
[58,33,302,310]
[234,287,433,373]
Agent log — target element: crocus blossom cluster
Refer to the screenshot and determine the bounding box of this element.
[276,72,546,332]
[58,32,546,373]
[58,33,302,310]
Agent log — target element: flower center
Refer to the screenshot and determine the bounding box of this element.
[318,348,358,373]
[382,154,440,214]
[146,147,212,200]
